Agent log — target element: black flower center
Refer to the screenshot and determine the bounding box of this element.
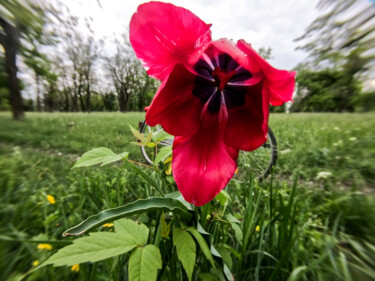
[193,53,252,114]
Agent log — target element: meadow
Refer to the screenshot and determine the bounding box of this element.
[0,112,374,281]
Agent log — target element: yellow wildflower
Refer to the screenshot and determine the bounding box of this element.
[71,264,80,272]
[37,243,53,251]
[47,195,55,204]
[102,223,114,227]
[32,260,40,267]
[255,225,260,232]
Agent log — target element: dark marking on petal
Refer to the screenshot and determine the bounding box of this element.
[194,59,213,79]
[207,89,222,114]
[230,67,252,83]
[223,86,246,109]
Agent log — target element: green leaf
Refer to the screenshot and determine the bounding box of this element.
[215,190,231,206]
[173,228,196,281]
[130,125,146,143]
[42,232,135,266]
[154,145,172,166]
[114,219,149,246]
[152,130,173,142]
[122,159,164,197]
[186,227,216,270]
[230,222,243,245]
[72,147,128,169]
[128,245,162,281]
[63,198,192,236]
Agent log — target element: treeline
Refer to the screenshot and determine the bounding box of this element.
[289,0,375,113]
[0,0,159,117]
[0,0,374,119]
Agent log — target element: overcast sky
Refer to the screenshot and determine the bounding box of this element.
[54,0,320,70]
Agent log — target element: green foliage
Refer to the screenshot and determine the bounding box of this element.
[42,219,146,266]
[0,112,375,281]
[173,228,196,281]
[63,198,192,236]
[72,147,128,169]
[128,245,162,281]
[291,50,364,113]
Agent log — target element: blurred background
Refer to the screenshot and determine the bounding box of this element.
[0,0,374,117]
[1,0,375,281]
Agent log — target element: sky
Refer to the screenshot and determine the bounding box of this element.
[52,0,320,70]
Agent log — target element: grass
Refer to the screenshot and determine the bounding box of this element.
[0,111,374,281]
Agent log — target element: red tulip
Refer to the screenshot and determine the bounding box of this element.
[130,1,296,206]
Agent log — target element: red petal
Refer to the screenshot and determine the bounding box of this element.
[224,82,269,151]
[130,2,212,80]
[237,39,296,106]
[172,101,239,206]
[146,64,203,136]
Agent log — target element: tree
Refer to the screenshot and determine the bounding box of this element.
[0,0,51,119]
[296,0,375,76]
[58,15,100,112]
[105,34,144,112]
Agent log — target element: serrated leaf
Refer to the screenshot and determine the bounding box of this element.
[154,145,172,166]
[152,130,173,142]
[173,228,196,281]
[130,125,146,143]
[186,227,216,270]
[63,198,191,236]
[128,245,162,281]
[42,232,136,267]
[72,147,128,169]
[114,219,149,246]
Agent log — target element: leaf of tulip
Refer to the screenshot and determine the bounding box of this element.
[173,228,196,281]
[128,245,162,281]
[186,227,216,270]
[72,147,128,168]
[41,219,148,267]
[154,145,172,166]
[63,198,192,236]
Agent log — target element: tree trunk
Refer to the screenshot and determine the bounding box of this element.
[118,92,126,112]
[85,75,91,113]
[35,73,42,112]
[77,73,85,111]
[0,17,24,120]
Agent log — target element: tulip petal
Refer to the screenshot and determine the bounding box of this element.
[237,39,296,106]
[146,64,203,136]
[130,2,212,80]
[224,82,269,151]
[172,100,239,206]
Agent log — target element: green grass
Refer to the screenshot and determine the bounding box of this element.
[0,112,374,281]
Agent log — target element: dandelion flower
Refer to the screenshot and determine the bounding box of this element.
[47,195,55,204]
[102,223,114,228]
[255,225,260,232]
[71,264,80,272]
[32,260,40,267]
[37,243,53,251]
